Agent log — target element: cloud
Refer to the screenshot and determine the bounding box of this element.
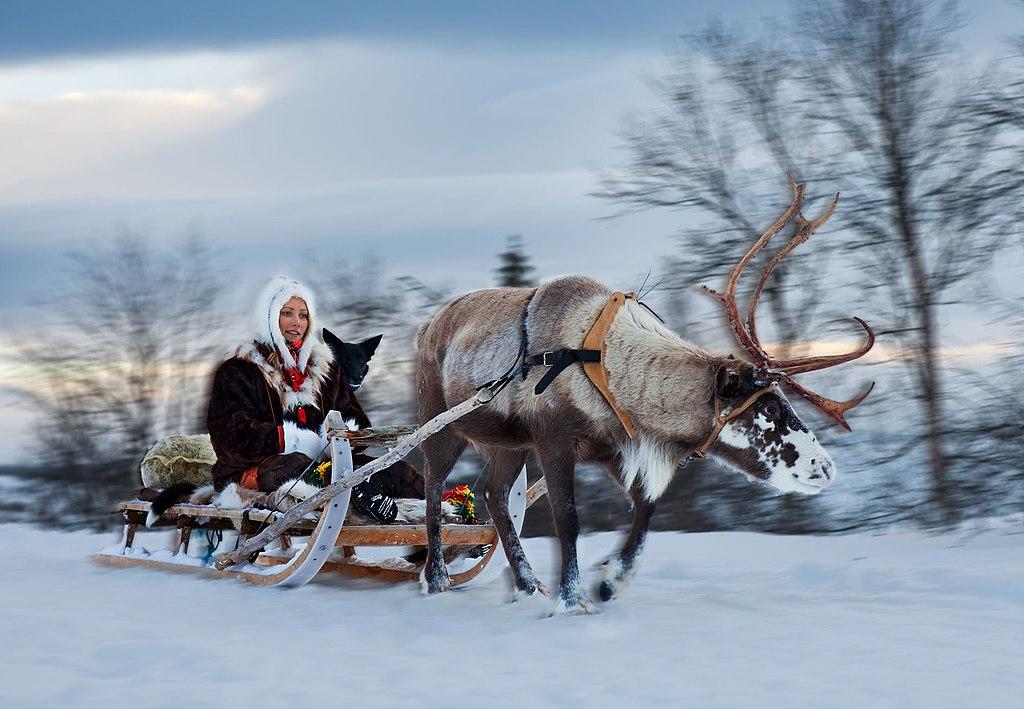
[0,1,718,66]
[0,86,266,197]
[0,40,663,206]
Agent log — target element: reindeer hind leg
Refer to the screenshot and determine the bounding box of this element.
[482,448,548,599]
[419,427,467,595]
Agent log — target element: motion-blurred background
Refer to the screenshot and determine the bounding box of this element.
[0,0,1021,534]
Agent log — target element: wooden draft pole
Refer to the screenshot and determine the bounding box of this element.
[216,386,498,570]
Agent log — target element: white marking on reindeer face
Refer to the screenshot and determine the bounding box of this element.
[714,397,836,496]
[765,427,835,495]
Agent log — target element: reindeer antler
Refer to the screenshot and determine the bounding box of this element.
[702,176,875,430]
[701,174,805,367]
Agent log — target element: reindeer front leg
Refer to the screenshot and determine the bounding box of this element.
[597,481,656,602]
[535,441,598,615]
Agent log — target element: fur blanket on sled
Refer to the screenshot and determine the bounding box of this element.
[140,434,217,489]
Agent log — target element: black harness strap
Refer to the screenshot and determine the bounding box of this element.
[496,289,600,396]
[525,349,601,395]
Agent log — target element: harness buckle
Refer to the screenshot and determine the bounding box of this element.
[541,352,557,367]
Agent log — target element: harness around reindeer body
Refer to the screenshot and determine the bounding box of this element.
[525,291,638,438]
[525,290,782,455]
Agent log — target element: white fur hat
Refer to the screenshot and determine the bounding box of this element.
[254,275,322,371]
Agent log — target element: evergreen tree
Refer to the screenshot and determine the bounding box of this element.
[494,235,536,287]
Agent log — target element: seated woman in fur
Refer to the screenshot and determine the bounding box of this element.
[205,275,420,522]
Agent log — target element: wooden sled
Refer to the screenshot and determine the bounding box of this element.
[95,427,548,589]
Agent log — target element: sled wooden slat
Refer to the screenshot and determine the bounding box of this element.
[93,553,248,580]
[117,502,498,544]
[118,502,319,535]
[334,523,498,546]
[118,500,248,521]
[253,541,499,585]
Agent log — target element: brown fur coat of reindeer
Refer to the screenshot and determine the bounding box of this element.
[415,179,874,614]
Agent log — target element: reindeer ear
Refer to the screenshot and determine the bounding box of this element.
[716,364,743,399]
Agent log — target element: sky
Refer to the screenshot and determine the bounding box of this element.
[0,1,1020,462]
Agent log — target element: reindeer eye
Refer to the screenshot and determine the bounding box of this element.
[764,403,778,417]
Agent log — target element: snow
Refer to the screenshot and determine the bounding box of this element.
[0,524,1021,708]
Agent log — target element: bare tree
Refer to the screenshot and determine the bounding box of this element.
[314,258,453,424]
[314,255,405,336]
[20,234,227,470]
[594,25,833,354]
[598,0,1024,526]
[796,0,1023,524]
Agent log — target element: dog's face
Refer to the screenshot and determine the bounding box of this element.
[322,328,382,390]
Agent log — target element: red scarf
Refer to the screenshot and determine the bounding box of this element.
[283,339,306,392]
[283,339,308,425]
[253,339,310,425]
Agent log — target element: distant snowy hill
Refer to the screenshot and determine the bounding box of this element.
[0,524,1021,708]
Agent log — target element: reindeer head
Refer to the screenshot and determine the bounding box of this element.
[705,361,836,494]
[698,176,875,495]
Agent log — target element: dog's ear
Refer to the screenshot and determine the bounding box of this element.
[322,328,342,347]
[359,334,383,359]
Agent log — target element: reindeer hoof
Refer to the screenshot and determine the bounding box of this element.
[419,567,451,595]
[550,593,601,617]
[512,580,549,602]
[596,554,636,601]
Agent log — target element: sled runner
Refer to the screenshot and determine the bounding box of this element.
[95,404,549,589]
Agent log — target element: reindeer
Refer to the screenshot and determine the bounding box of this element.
[415,178,874,614]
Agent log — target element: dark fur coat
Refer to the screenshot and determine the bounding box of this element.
[207,341,422,498]
[207,339,370,490]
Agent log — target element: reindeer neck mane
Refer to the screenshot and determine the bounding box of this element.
[603,299,719,441]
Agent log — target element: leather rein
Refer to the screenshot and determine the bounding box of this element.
[691,383,779,459]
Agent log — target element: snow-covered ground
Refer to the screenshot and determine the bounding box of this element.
[0,524,1020,709]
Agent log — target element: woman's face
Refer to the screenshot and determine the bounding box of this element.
[278,297,309,344]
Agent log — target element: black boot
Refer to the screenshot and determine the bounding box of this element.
[350,476,398,524]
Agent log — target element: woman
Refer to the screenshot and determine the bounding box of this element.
[206,275,401,522]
